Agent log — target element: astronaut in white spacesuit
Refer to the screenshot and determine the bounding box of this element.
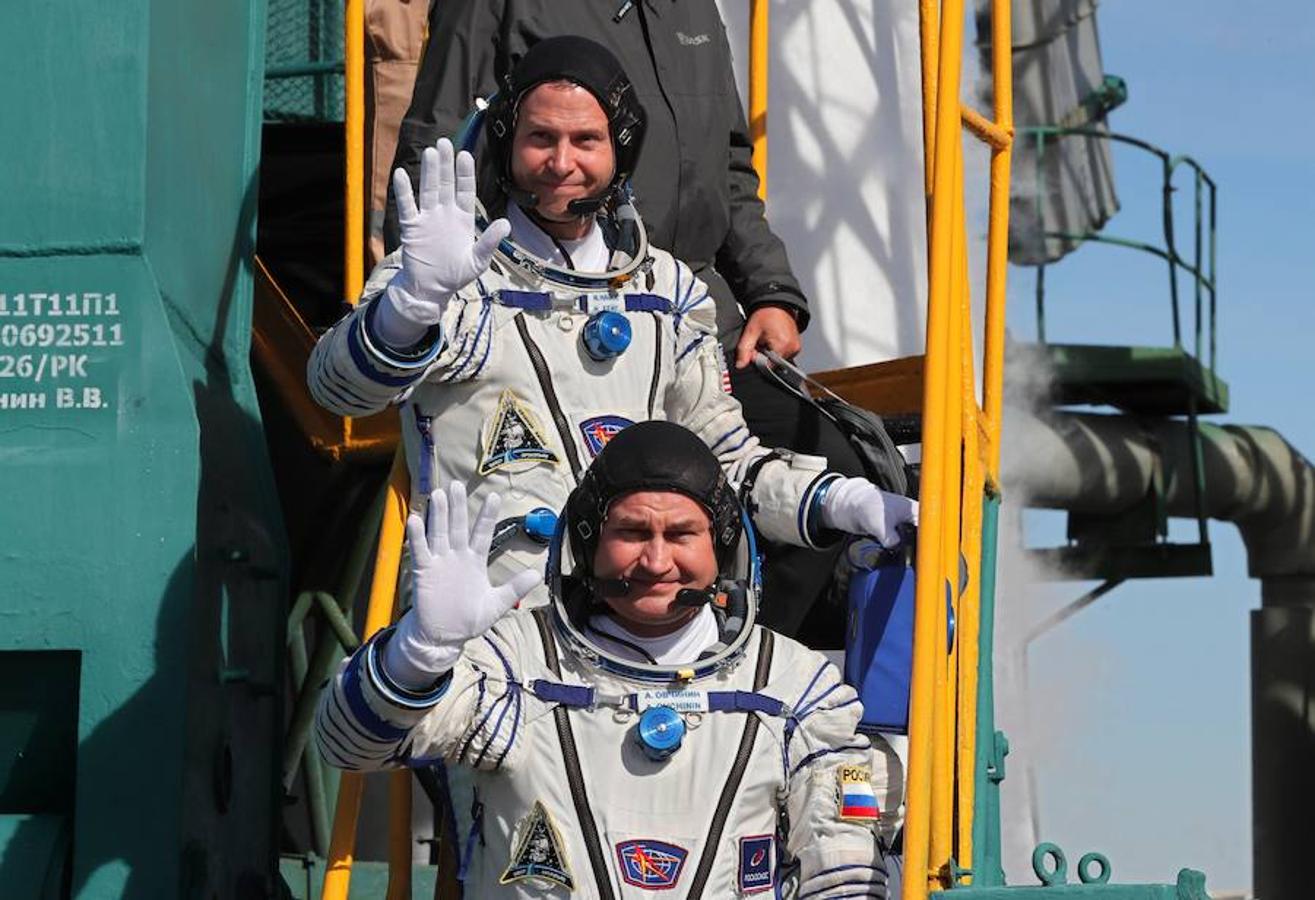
[306,36,915,592]
[315,420,889,898]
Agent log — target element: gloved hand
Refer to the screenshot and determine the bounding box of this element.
[382,481,543,690]
[375,137,512,347]
[818,476,919,547]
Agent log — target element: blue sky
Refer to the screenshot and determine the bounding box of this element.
[1008,3,1315,891]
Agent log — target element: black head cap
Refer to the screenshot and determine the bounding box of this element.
[485,35,648,214]
[564,421,742,575]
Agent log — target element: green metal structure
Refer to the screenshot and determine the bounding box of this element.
[0,1,285,897]
[1019,127,1222,584]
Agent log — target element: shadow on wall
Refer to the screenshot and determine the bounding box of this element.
[721,1,930,370]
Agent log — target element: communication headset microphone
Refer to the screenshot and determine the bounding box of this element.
[587,579,719,609]
[674,587,717,608]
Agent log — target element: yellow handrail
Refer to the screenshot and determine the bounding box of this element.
[982,0,1015,484]
[321,449,412,900]
[748,0,769,199]
[344,0,366,305]
[918,0,940,204]
[903,0,966,891]
[903,0,1012,894]
[955,168,986,875]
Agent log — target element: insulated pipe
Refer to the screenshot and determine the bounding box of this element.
[1004,411,1315,576]
[1005,409,1315,900]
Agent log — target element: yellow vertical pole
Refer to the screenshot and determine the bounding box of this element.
[339,0,366,450]
[344,0,366,304]
[918,0,940,202]
[981,0,1014,481]
[748,0,769,200]
[322,776,365,900]
[955,205,986,878]
[322,449,412,900]
[903,0,966,894]
[930,143,965,882]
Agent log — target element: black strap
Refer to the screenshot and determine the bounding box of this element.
[685,628,776,898]
[753,351,909,495]
[737,450,783,517]
[531,608,617,899]
[646,313,663,419]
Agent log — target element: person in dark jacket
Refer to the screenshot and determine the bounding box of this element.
[385,0,868,642]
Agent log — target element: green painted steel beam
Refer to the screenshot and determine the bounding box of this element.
[0,0,286,897]
[971,495,1006,886]
[1023,343,1229,416]
[932,867,1210,899]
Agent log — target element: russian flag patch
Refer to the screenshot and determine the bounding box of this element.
[836,764,880,822]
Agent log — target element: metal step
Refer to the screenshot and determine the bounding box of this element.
[1027,342,1229,416]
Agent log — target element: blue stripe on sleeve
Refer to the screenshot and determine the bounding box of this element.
[341,650,411,742]
[710,425,746,451]
[347,320,423,388]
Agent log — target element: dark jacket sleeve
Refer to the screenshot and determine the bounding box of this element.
[713,33,811,331]
[384,0,506,252]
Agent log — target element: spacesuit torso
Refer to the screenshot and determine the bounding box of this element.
[308,218,835,586]
[317,609,888,898]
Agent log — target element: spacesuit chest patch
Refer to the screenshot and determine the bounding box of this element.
[579,415,634,458]
[479,389,559,475]
[836,764,880,821]
[500,800,574,890]
[738,835,773,894]
[614,839,688,889]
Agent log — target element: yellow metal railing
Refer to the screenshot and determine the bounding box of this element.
[344,0,366,304]
[902,0,1013,896]
[748,0,769,201]
[321,449,413,900]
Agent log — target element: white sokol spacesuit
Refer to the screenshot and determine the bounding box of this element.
[315,420,890,898]
[306,37,916,591]
[308,218,835,586]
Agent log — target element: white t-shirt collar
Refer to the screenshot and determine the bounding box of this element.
[587,604,720,667]
[506,203,611,272]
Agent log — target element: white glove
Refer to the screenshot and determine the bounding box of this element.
[375,138,512,347]
[818,476,919,547]
[382,481,542,690]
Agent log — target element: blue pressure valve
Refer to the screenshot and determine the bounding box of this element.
[582,311,632,360]
[635,705,685,761]
[522,507,558,544]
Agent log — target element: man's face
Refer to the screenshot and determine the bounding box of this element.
[591,491,719,637]
[510,81,615,235]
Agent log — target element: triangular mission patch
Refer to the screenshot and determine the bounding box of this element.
[500,800,574,890]
[479,389,559,475]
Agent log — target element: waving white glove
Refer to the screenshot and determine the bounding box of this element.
[382,481,543,690]
[375,138,512,347]
[818,477,919,547]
